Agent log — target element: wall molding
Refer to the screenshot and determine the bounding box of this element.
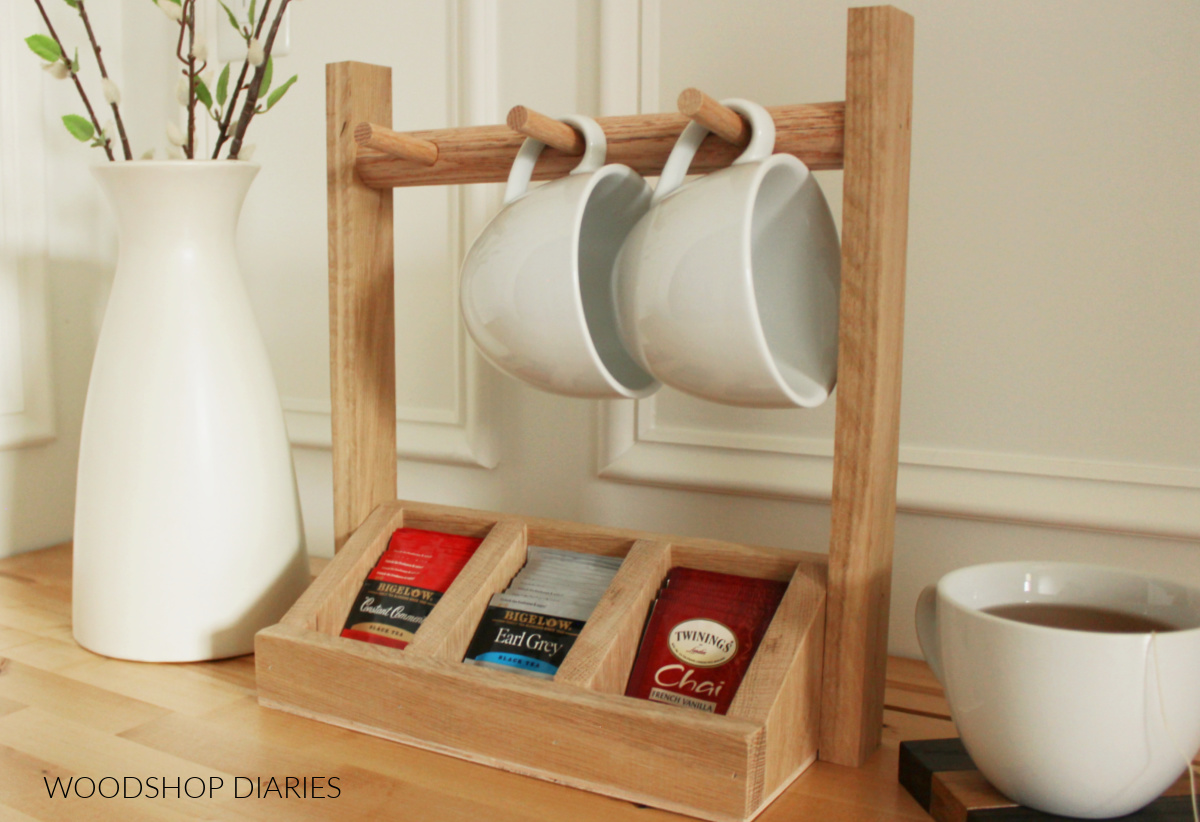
[594,0,1200,541]
[0,0,56,451]
[599,399,1200,540]
[284,0,500,469]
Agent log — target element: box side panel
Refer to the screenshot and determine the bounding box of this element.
[282,502,405,633]
[728,561,827,809]
[256,625,756,819]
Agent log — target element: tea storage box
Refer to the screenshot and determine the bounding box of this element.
[256,6,914,820]
[257,499,827,821]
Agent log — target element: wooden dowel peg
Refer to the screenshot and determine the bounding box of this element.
[356,102,845,188]
[506,106,585,155]
[677,88,751,147]
[354,122,438,166]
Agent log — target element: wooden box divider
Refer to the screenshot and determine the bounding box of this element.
[257,499,827,821]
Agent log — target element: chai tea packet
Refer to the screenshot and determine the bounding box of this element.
[463,545,621,678]
[624,568,786,714]
[341,527,483,650]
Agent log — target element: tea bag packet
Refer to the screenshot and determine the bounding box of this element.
[464,546,622,678]
[624,568,786,714]
[341,528,483,650]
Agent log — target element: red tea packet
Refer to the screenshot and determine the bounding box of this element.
[625,568,786,714]
[341,528,483,649]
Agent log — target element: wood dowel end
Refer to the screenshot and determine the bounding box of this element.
[676,88,705,117]
[354,121,438,166]
[676,87,751,148]
[505,105,585,155]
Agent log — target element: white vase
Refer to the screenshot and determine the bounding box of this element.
[73,160,310,662]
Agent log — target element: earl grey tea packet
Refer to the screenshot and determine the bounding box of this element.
[462,545,621,677]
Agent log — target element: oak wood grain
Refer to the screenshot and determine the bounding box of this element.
[820,4,915,768]
[0,544,946,822]
[677,88,752,147]
[327,62,397,552]
[356,102,845,188]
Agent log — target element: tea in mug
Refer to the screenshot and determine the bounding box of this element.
[981,603,1179,634]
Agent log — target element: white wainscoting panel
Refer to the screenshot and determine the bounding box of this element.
[272,0,499,468]
[0,0,56,451]
[596,0,1200,541]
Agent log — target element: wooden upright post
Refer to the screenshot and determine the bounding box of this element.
[327,62,397,551]
[820,6,914,766]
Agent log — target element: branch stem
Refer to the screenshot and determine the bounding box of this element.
[227,0,290,159]
[75,0,132,159]
[32,0,113,160]
[212,0,272,158]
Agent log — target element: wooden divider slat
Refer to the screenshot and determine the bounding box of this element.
[405,519,526,661]
[555,539,672,694]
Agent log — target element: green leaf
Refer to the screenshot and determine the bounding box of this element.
[264,74,296,111]
[248,0,257,26]
[62,114,94,142]
[63,0,79,8]
[258,55,273,97]
[218,1,240,34]
[25,34,61,63]
[216,63,230,106]
[71,47,80,74]
[194,75,213,108]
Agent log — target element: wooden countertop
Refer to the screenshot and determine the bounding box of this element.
[0,545,952,820]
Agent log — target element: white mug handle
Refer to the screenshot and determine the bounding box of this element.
[650,98,776,207]
[503,114,607,205]
[915,584,945,685]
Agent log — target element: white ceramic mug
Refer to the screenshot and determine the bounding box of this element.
[916,562,1200,818]
[614,99,840,408]
[460,115,658,399]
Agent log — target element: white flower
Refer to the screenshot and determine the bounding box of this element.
[101,120,114,144]
[166,120,186,147]
[43,61,69,80]
[166,144,184,160]
[200,68,215,89]
[190,34,207,63]
[102,77,121,105]
[236,143,256,161]
[156,0,183,22]
[176,76,189,106]
[140,148,156,160]
[246,38,265,67]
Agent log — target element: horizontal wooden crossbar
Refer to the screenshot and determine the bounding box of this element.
[353,102,845,188]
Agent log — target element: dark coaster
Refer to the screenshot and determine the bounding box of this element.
[898,739,1195,821]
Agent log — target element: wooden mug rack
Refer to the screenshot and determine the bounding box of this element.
[255,6,913,820]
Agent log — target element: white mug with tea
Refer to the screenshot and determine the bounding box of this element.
[916,562,1200,818]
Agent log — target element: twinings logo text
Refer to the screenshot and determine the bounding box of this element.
[667,619,738,667]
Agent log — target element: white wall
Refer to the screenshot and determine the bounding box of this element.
[0,0,181,560]
[3,0,1197,658]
